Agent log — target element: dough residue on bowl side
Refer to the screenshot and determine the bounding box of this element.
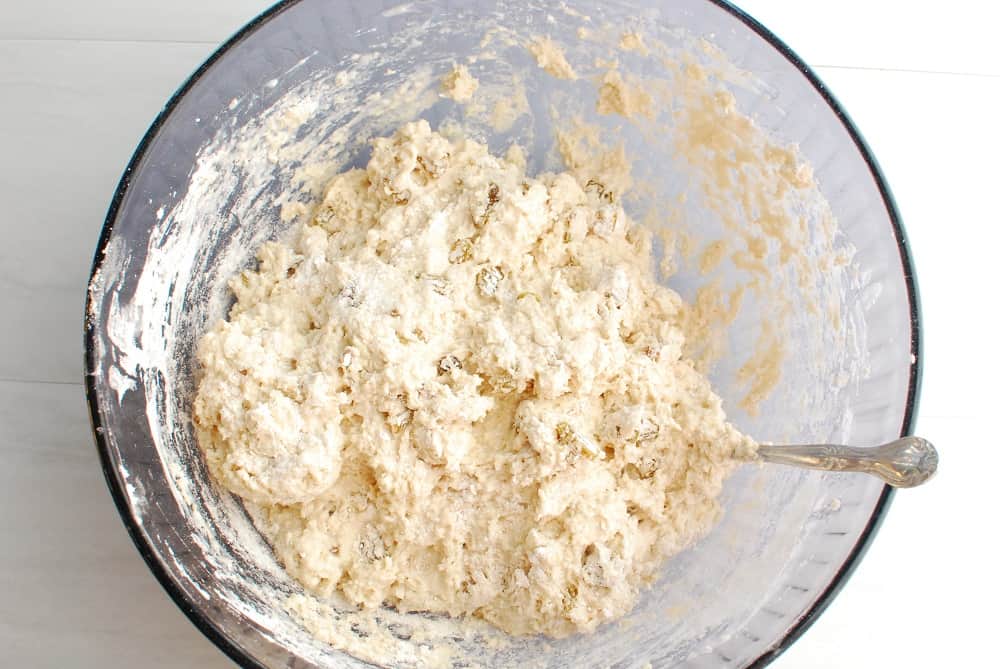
[528,36,578,80]
[440,64,480,102]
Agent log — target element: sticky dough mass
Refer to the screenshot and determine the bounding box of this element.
[194,120,753,637]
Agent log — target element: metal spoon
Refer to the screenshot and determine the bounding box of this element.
[753,436,938,488]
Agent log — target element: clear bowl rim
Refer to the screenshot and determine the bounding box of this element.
[82,1,924,666]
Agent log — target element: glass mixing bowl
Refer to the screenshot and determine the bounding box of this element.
[85,1,921,667]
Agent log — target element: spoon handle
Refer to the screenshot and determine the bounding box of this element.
[755,436,938,488]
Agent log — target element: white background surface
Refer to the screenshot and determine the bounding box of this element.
[1,1,995,666]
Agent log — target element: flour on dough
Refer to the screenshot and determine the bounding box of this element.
[194,120,754,638]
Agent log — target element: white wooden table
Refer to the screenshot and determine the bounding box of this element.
[2,1,995,666]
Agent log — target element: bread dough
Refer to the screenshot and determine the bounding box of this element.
[194,120,754,638]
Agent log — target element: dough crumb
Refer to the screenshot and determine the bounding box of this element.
[528,36,578,79]
[440,64,479,102]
